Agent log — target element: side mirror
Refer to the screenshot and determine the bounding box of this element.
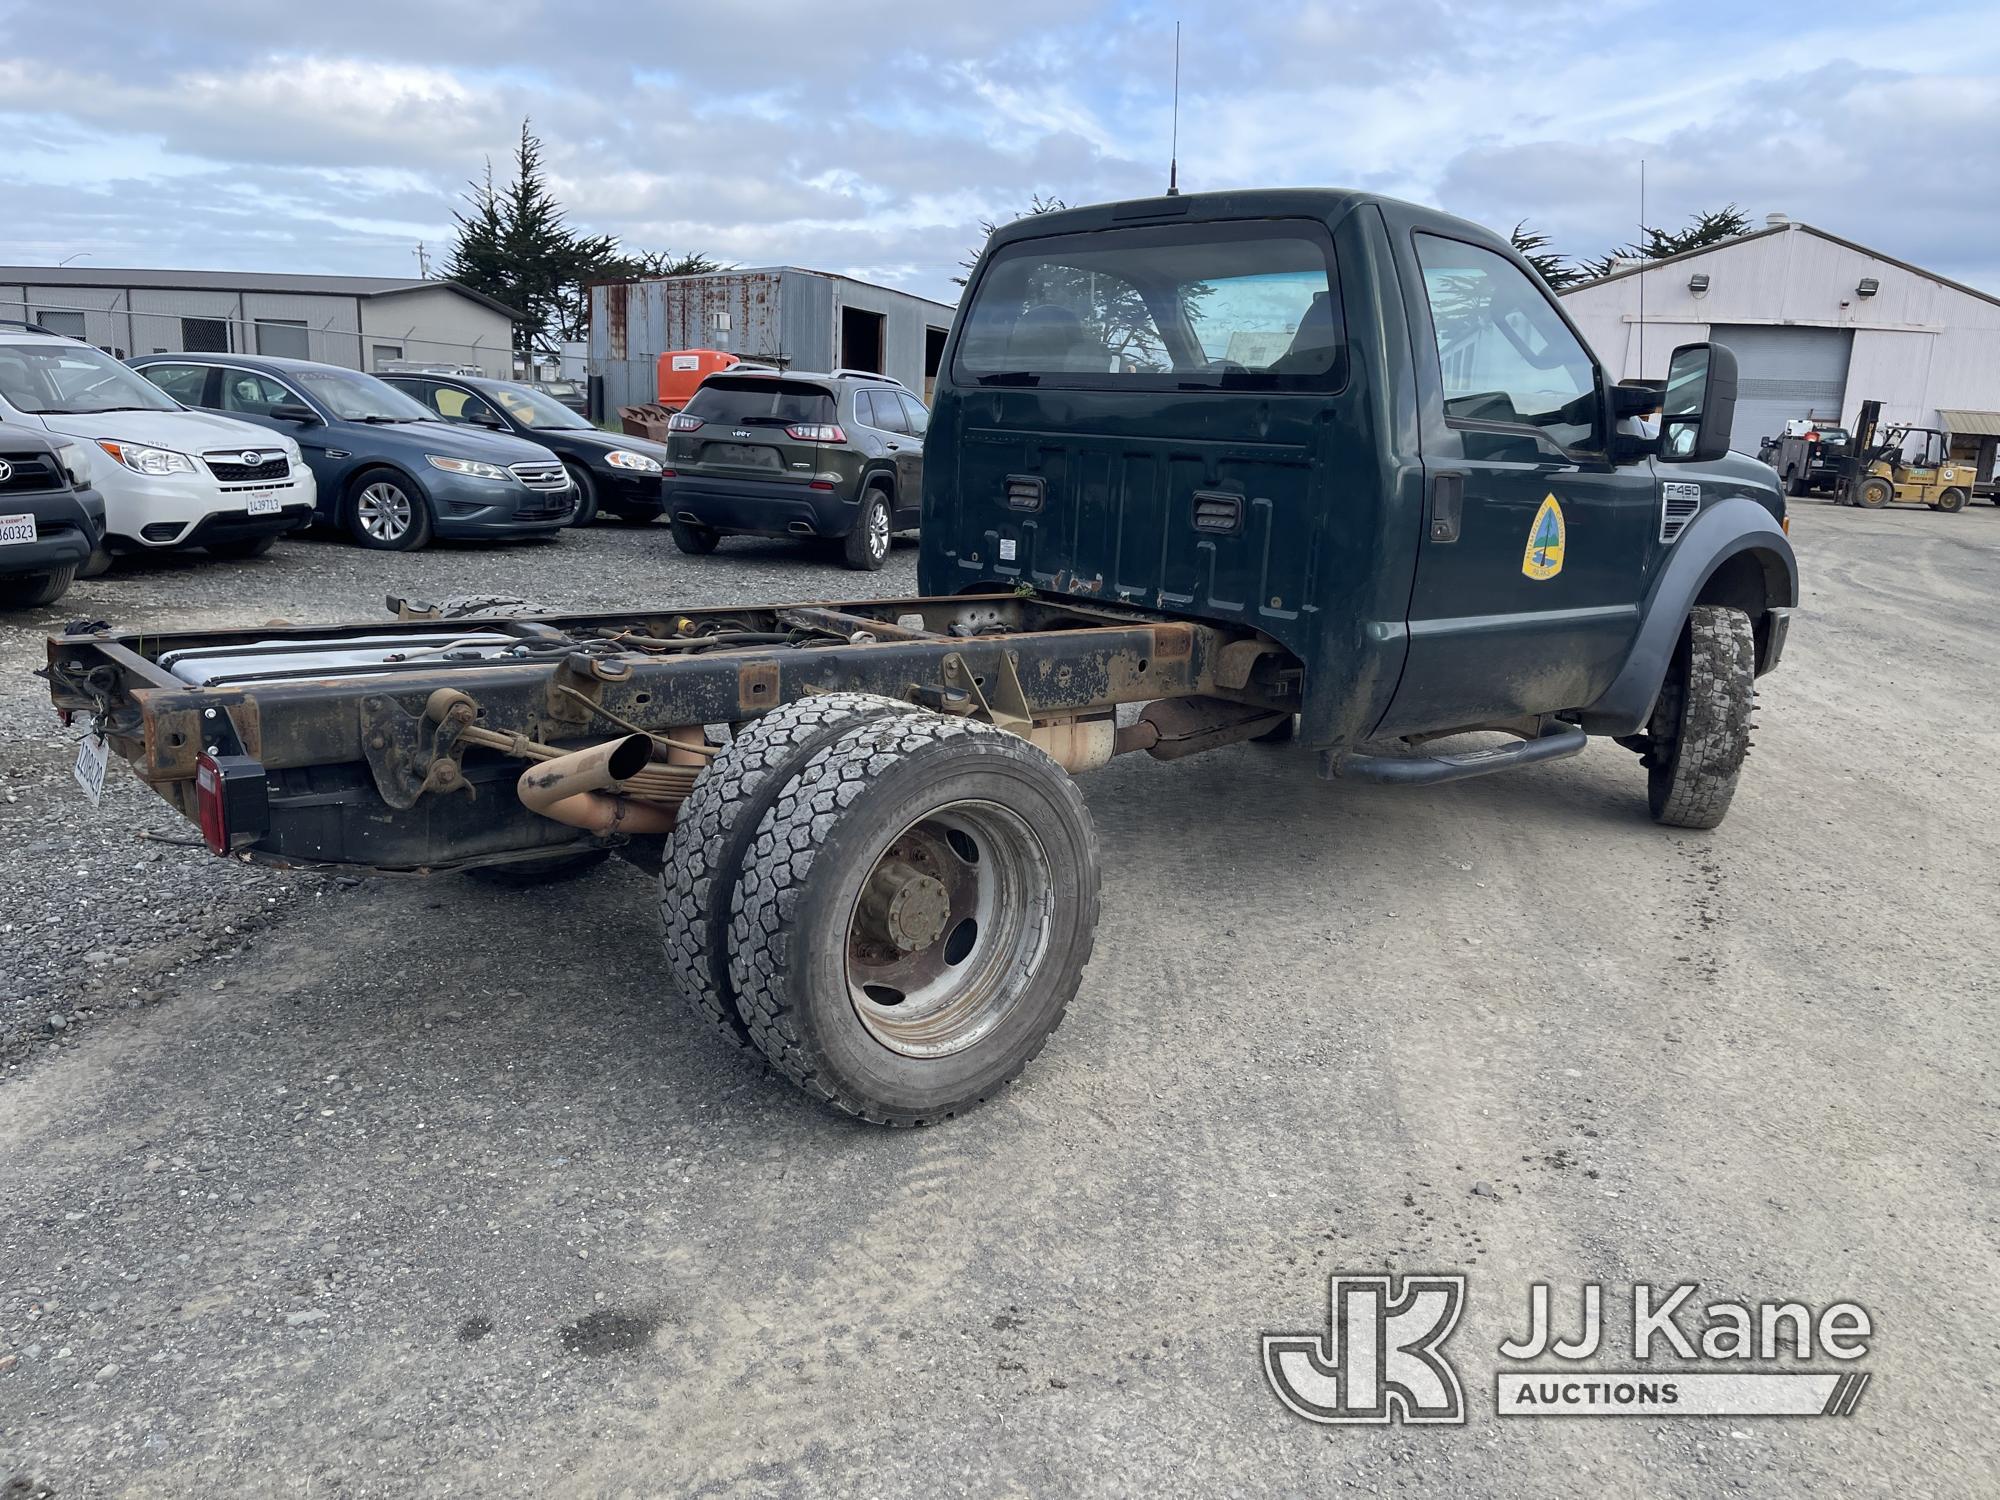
[270,403,320,425]
[1658,342,1737,463]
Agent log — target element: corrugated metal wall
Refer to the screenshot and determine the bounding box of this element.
[590,269,955,410]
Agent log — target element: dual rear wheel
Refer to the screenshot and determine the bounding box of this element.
[661,697,1100,1125]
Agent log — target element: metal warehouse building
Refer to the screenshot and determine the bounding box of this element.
[0,267,524,377]
[1560,216,2000,477]
[589,267,957,412]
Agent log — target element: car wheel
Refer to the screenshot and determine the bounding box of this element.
[348,471,433,551]
[79,545,113,579]
[844,487,891,571]
[205,534,277,560]
[0,563,77,610]
[564,463,598,527]
[671,519,719,555]
[1856,476,1894,509]
[1644,606,1756,830]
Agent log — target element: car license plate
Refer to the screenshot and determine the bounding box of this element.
[0,511,36,545]
[244,492,282,516]
[74,732,109,806]
[707,443,778,470]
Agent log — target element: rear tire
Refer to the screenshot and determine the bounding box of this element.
[661,692,923,1048]
[1645,605,1757,831]
[205,533,277,560]
[729,714,1100,1125]
[1938,487,1968,513]
[671,519,718,555]
[843,488,891,571]
[0,563,77,609]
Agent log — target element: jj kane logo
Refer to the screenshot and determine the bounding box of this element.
[1266,1276,1872,1426]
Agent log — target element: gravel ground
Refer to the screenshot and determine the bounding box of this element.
[2,504,1998,1497]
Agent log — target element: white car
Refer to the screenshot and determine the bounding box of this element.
[0,325,317,559]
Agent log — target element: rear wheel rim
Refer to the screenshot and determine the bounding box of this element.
[844,801,1053,1059]
[358,482,413,541]
[869,499,890,560]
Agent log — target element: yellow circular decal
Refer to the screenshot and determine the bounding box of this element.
[1522,494,1566,581]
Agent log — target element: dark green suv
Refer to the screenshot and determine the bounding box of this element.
[663,370,927,570]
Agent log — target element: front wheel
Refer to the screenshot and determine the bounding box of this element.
[1856,476,1893,509]
[728,714,1100,1125]
[0,563,77,610]
[348,472,433,551]
[564,464,598,527]
[843,488,891,571]
[1645,605,1757,830]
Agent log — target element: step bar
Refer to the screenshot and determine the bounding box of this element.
[1323,723,1589,786]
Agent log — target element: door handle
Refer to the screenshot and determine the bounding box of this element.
[1429,472,1465,543]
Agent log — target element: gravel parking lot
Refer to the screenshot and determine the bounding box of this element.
[2,507,1997,1497]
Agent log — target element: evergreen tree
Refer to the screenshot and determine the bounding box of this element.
[1510,220,1580,291]
[1581,205,1753,280]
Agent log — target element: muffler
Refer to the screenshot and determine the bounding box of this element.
[517,734,677,835]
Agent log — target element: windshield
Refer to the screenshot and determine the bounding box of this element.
[294,368,435,422]
[0,342,183,415]
[684,378,837,425]
[492,385,590,430]
[955,220,1346,390]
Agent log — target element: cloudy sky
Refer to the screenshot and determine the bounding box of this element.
[2,0,1995,302]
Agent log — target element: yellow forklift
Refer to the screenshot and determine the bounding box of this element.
[1840,400,1974,512]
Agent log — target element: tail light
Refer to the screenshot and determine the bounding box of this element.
[195,752,270,855]
[666,413,703,432]
[785,423,845,442]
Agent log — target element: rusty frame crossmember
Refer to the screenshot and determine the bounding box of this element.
[45,592,1300,871]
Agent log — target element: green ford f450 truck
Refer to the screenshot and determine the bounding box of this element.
[43,188,1797,1125]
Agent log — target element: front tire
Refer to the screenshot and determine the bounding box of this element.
[0,563,77,610]
[728,714,1100,1125]
[671,519,719,555]
[1645,605,1757,830]
[564,463,598,527]
[661,693,923,1048]
[348,471,433,551]
[1856,476,1893,509]
[843,488,891,571]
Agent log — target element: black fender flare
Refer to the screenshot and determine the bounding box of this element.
[1578,497,1797,736]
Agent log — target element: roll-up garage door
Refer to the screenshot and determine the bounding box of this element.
[1709,324,1853,454]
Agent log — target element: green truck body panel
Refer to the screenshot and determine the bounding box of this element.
[920,188,1797,750]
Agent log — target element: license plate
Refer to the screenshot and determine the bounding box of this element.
[0,511,35,545]
[244,492,282,516]
[707,443,779,470]
[74,733,109,806]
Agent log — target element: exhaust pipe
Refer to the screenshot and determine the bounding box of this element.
[517,734,677,835]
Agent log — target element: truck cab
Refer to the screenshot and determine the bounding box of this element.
[924,188,1795,758]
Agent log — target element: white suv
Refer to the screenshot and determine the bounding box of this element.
[0,324,317,559]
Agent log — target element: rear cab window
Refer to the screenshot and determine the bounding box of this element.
[954,220,1347,390]
[684,378,837,427]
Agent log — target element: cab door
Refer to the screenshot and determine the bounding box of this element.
[1377,228,1658,735]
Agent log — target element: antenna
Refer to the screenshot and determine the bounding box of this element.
[1167,22,1181,196]
[1636,159,1646,379]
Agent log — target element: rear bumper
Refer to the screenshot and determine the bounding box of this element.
[665,475,855,538]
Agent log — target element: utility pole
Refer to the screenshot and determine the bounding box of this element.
[414,241,432,278]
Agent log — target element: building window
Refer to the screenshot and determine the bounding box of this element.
[182,317,231,353]
[255,319,309,359]
[35,310,87,340]
[370,343,403,371]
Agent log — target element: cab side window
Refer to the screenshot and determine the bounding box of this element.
[140,363,210,406]
[1414,234,1600,452]
[218,368,298,417]
[433,386,502,426]
[864,388,910,435]
[897,392,930,435]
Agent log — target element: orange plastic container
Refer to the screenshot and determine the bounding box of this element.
[655,349,741,409]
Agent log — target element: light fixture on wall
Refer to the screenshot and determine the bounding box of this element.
[1688,272,1711,295]
[1856,277,1879,298]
